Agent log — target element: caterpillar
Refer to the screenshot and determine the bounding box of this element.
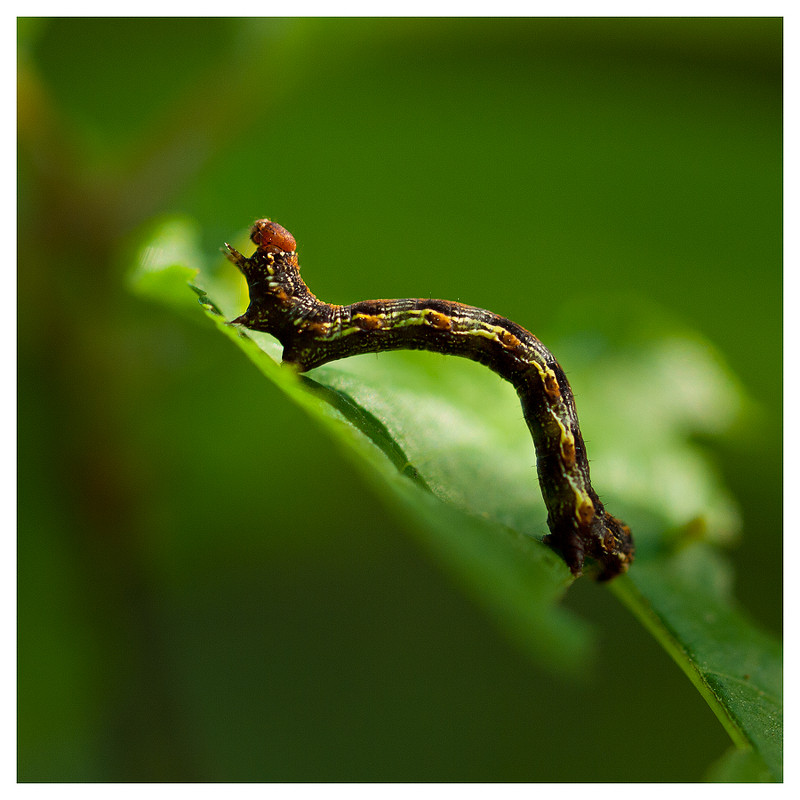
[225,219,634,580]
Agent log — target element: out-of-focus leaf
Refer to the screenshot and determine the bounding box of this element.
[556,300,782,781]
[552,296,750,553]
[126,217,205,312]
[706,746,776,783]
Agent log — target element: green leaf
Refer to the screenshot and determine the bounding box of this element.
[129,216,782,777]
[613,547,782,781]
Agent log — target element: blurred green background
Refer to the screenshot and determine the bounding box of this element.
[18,18,781,782]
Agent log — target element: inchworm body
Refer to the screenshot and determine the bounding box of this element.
[225,219,634,580]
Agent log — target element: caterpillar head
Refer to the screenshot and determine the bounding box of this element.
[226,219,304,334]
[250,219,297,255]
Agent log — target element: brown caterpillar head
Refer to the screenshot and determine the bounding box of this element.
[250,219,297,254]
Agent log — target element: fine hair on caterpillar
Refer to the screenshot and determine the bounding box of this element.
[225,218,634,580]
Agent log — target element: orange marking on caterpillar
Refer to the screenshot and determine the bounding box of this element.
[543,371,561,399]
[499,329,521,349]
[354,315,383,331]
[425,311,453,330]
[561,438,576,468]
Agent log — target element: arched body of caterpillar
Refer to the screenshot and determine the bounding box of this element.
[225,219,634,580]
